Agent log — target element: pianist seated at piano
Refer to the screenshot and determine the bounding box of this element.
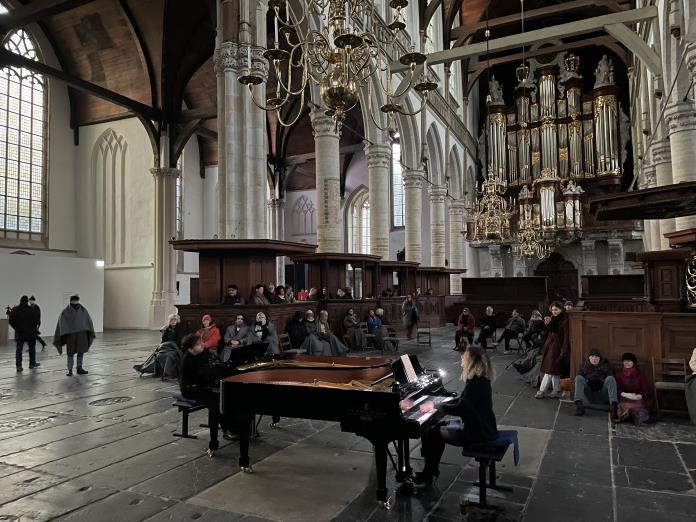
[410,344,498,486]
[221,314,252,362]
[249,312,280,354]
[301,310,348,356]
[197,314,222,352]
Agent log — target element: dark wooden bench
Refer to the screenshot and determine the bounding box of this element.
[460,436,515,509]
[173,398,207,439]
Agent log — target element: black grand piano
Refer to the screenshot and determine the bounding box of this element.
[219,353,451,507]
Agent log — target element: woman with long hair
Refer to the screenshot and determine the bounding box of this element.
[411,344,498,485]
[535,301,569,399]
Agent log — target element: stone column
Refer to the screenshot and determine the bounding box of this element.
[639,164,660,251]
[429,185,447,267]
[665,100,696,230]
[607,239,625,275]
[581,239,598,276]
[402,168,425,263]
[267,198,286,284]
[364,139,391,259]
[310,110,342,253]
[149,167,179,328]
[448,200,466,294]
[488,245,504,277]
[651,139,675,249]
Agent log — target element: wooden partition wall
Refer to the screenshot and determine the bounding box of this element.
[580,274,648,312]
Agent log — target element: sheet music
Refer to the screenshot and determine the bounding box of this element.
[400,354,418,383]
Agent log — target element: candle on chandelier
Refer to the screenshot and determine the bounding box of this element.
[247,45,251,69]
[274,16,279,44]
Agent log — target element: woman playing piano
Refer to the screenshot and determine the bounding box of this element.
[411,344,498,485]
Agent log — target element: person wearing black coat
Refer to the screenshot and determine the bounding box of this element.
[28,296,47,350]
[286,311,306,349]
[412,345,498,484]
[161,313,184,348]
[476,306,497,350]
[8,295,40,372]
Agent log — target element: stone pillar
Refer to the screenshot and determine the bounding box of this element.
[665,100,696,230]
[448,200,466,294]
[149,167,179,328]
[429,185,447,267]
[651,139,675,249]
[607,239,625,275]
[402,168,425,263]
[311,110,342,253]
[581,239,598,276]
[267,198,286,285]
[488,245,504,278]
[364,139,391,259]
[639,164,660,251]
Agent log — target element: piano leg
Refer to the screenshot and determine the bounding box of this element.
[403,438,413,478]
[237,413,253,472]
[373,441,391,508]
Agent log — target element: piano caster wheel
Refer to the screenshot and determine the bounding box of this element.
[379,498,392,510]
[270,422,279,429]
[240,466,253,474]
[207,449,215,458]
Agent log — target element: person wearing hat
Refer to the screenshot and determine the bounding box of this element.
[615,352,651,425]
[563,300,574,312]
[160,313,184,349]
[53,295,96,376]
[8,295,41,372]
[574,348,618,419]
[196,314,221,352]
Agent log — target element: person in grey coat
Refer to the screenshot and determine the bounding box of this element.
[53,295,95,377]
[497,309,527,354]
[222,314,252,362]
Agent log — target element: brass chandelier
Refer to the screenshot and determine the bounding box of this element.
[238,0,438,127]
[467,166,514,244]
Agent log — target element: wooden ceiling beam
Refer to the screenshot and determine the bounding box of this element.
[0,0,99,31]
[0,48,160,121]
[194,126,218,141]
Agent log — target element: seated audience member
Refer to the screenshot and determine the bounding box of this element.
[221,314,251,362]
[266,283,283,304]
[411,344,497,485]
[336,288,345,299]
[179,333,226,449]
[615,352,651,425]
[498,309,527,354]
[275,285,288,303]
[196,314,221,352]
[455,308,475,348]
[285,285,295,303]
[343,308,366,350]
[366,309,382,334]
[223,284,244,305]
[375,307,389,325]
[286,311,306,349]
[301,310,348,356]
[250,312,279,354]
[366,309,385,350]
[522,310,544,350]
[425,288,434,296]
[476,306,497,350]
[574,348,618,419]
[307,287,318,300]
[320,287,331,299]
[344,287,353,299]
[563,300,574,312]
[252,284,270,305]
[161,313,184,349]
[688,347,696,424]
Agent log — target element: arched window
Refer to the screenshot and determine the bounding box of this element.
[391,134,404,227]
[346,188,370,254]
[175,156,183,239]
[0,21,46,240]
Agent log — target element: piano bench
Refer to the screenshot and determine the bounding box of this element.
[460,442,513,510]
[173,399,207,439]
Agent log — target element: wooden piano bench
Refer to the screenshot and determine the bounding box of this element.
[173,398,207,439]
[460,436,515,510]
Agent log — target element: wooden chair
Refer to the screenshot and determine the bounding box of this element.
[278,333,305,354]
[358,322,376,349]
[651,357,688,418]
[416,320,431,348]
[383,325,400,353]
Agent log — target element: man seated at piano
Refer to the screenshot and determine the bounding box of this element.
[301,310,348,356]
[221,314,252,362]
[250,312,280,354]
[179,333,227,452]
[410,344,498,485]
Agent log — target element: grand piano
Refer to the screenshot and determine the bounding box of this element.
[219,353,450,507]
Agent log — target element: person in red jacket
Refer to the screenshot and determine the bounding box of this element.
[196,314,221,352]
[615,352,652,425]
[455,308,476,349]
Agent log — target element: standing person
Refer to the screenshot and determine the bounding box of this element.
[28,296,47,351]
[477,306,497,350]
[455,308,476,348]
[402,294,419,339]
[497,309,526,354]
[9,295,40,372]
[53,295,95,377]
[535,301,569,399]
[196,314,221,352]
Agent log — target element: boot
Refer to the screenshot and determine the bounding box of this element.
[76,367,88,375]
[29,363,40,369]
[610,401,618,421]
[574,400,585,416]
[66,370,73,376]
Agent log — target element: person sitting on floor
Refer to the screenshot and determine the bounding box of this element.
[251,284,270,305]
[477,306,497,350]
[522,310,544,350]
[410,344,498,485]
[343,308,366,350]
[615,352,652,425]
[160,313,184,349]
[223,284,245,305]
[196,314,221,352]
[574,348,618,419]
[250,312,279,354]
[221,314,252,362]
[455,307,476,348]
[498,309,527,354]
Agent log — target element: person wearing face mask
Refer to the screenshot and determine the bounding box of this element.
[53,295,96,377]
[614,352,651,425]
[251,312,279,354]
[196,314,221,352]
[222,314,252,362]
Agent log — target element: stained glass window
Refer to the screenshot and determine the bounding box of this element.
[348,189,370,255]
[0,23,46,239]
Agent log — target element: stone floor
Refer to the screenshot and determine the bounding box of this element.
[1,327,695,521]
